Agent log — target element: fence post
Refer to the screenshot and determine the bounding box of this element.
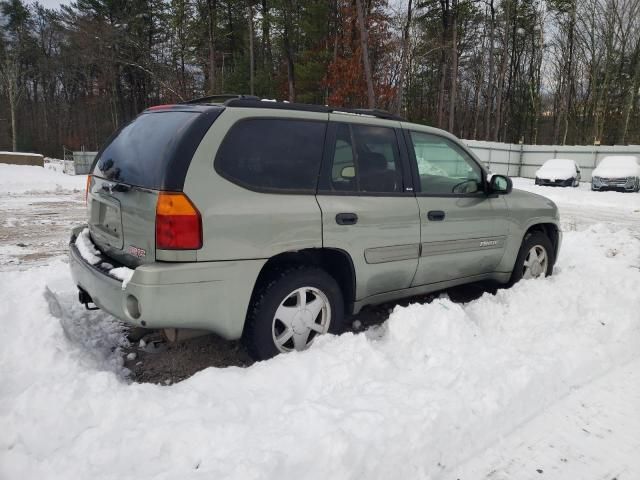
[517,141,524,177]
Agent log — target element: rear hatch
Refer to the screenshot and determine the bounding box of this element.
[87,106,222,267]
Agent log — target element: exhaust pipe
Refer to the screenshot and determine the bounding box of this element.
[162,328,210,343]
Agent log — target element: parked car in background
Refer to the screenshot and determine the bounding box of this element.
[69,96,562,360]
[534,159,581,187]
[591,156,640,192]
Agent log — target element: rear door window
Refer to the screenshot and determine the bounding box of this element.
[321,123,404,194]
[93,111,206,190]
[215,118,326,192]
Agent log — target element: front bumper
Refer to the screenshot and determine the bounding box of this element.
[535,177,573,187]
[69,225,265,340]
[591,177,638,191]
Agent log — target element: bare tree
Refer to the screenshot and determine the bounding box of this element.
[355,0,375,109]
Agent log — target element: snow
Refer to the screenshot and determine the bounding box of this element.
[74,228,135,288]
[109,266,134,289]
[1,166,639,479]
[0,163,86,194]
[535,158,577,180]
[74,227,100,265]
[592,155,640,178]
[0,151,43,157]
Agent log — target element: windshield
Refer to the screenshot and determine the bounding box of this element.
[92,111,202,190]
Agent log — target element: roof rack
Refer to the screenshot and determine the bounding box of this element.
[181,94,260,104]
[223,98,405,121]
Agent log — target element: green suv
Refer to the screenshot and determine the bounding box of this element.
[69,97,561,360]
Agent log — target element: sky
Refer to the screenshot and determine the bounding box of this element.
[34,0,70,9]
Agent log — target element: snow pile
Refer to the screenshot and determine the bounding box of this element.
[109,266,134,289]
[535,158,577,180]
[74,227,100,265]
[592,155,640,178]
[44,158,75,175]
[0,163,86,194]
[1,222,639,479]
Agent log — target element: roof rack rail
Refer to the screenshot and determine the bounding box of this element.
[223,98,405,121]
[181,94,260,104]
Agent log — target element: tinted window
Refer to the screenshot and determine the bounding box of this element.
[215,119,326,191]
[93,111,204,189]
[410,131,482,194]
[323,123,403,193]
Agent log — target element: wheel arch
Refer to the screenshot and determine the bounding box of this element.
[249,248,357,317]
[523,222,560,263]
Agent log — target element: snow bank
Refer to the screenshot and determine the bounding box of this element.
[0,163,86,194]
[1,222,639,479]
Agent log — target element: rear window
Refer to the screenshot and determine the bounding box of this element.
[215,118,326,192]
[93,111,207,190]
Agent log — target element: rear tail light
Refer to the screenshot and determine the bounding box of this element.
[155,192,202,250]
[85,175,92,204]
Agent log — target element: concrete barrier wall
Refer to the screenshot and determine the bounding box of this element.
[463,141,640,181]
[0,152,45,167]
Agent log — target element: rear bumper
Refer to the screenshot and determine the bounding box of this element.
[69,226,265,340]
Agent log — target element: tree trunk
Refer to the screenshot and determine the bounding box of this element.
[484,0,495,140]
[10,89,18,152]
[437,0,450,129]
[493,1,510,141]
[448,1,458,133]
[207,0,217,94]
[355,0,375,109]
[247,2,255,95]
[392,0,412,114]
[621,41,640,144]
[283,4,296,102]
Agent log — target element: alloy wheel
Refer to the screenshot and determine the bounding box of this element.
[271,286,331,352]
[522,245,549,279]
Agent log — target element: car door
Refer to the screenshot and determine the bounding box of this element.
[316,114,421,301]
[402,126,510,286]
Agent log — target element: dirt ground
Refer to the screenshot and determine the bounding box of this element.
[0,188,496,384]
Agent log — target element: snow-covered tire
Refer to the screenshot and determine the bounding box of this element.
[509,231,555,285]
[243,266,345,361]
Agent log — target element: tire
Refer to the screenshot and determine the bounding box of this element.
[572,177,579,187]
[509,231,555,285]
[243,265,345,360]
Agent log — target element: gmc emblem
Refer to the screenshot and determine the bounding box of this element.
[128,245,147,258]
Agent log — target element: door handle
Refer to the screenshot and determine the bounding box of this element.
[427,210,445,221]
[336,213,358,225]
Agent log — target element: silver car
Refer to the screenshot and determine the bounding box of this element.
[70,97,561,360]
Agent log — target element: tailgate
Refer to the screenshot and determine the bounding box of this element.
[88,177,158,267]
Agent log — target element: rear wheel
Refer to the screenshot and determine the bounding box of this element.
[510,231,555,285]
[243,266,345,360]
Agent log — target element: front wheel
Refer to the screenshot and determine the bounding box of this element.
[243,266,345,360]
[509,231,555,285]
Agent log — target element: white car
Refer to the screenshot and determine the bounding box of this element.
[535,158,581,187]
[591,156,640,192]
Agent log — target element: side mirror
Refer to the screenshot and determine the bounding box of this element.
[489,174,513,194]
[341,166,355,178]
